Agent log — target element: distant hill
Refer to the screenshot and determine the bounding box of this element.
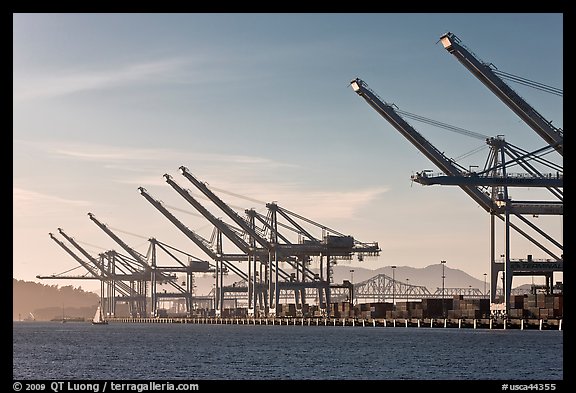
[13,278,100,321]
[332,263,488,293]
[182,263,491,296]
[12,263,514,319]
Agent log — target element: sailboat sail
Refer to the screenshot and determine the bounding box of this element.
[92,305,108,325]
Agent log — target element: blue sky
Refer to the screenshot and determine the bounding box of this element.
[13,13,563,294]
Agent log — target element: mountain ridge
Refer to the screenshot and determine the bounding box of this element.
[177,262,492,296]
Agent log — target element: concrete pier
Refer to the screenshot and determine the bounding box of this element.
[106,316,563,330]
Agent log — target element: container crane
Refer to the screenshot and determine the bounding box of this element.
[166,174,322,280]
[138,186,256,316]
[350,78,561,316]
[55,228,143,309]
[137,187,247,277]
[141,183,322,317]
[245,208,318,308]
[146,238,215,316]
[410,137,562,214]
[264,202,380,312]
[177,167,374,317]
[46,232,102,280]
[42,231,137,316]
[163,174,323,315]
[88,212,193,316]
[410,136,563,270]
[178,166,283,317]
[56,228,143,278]
[439,32,563,156]
[350,78,552,215]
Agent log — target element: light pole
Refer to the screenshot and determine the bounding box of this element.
[483,273,487,297]
[406,278,409,303]
[441,260,446,318]
[391,265,397,307]
[349,269,354,304]
[500,254,505,302]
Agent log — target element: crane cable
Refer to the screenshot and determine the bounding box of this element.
[393,108,490,163]
[492,69,563,97]
[395,109,490,140]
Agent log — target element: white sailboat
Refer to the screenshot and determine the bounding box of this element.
[92,305,108,325]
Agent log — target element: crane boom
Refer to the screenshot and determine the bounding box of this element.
[138,187,218,259]
[87,213,152,272]
[48,232,146,297]
[57,228,103,267]
[178,166,271,249]
[350,78,494,212]
[57,228,140,274]
[164,176,316,282]
[350,78,561,216]
[137,187,248,280]
[87,212,188,299]
[48,233,148,304]
[162,175,302,284]
[48,232,102,279]
[164,174,253,253]
[55,229,136,295]
[439,32,563,156]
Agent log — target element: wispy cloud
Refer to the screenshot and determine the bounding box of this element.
[19,140,298,169]
[13,57,190,102]
[15,140,388,225]
[13,187,92,218]
[58,146,388,220]
[274,187,389,221]
[183,179,390,222]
